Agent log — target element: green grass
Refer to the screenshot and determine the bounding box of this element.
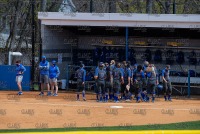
[0,121,200,133]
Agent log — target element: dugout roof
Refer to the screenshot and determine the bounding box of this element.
[38,12,200,29]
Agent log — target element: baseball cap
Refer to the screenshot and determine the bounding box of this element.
[52,60,56,64]
[99,62,104,67]
[42,56,46,59]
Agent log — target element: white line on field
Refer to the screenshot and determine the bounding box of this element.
[1,101,195,111]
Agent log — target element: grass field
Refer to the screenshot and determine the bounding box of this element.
[0,121,200,133]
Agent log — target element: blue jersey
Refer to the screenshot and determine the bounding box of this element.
[123,67,131,81]
[95,68,106,81]
[16,64,26,76]
[162,69,170,81]
[49,65,60,79]
[39,60,50,75]
[113,68,123,80]
[134,70,145,81]
[76,68,86,82]
[95,67,99,76]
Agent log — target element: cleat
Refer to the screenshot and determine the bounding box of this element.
[83,98,86,101]
[136,99,141,103]
[17,92,23,95]
[125,99,131,102]
[39,92,44,96]
[76,98,80,101]
[47,93,51,96]
[114,100,119,103]
[53,93,58,96]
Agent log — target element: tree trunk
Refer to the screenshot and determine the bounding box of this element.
[146,0,153,14]
[165,0,171,14]
[109,0,116,13]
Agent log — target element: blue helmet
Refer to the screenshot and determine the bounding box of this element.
[157,84,163,91]
[42,56,46,59]
[52,60,56,64]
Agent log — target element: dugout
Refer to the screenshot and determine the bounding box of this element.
[38,13,200,95]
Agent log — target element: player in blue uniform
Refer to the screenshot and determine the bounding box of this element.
[94,62,107,102]
[39,56,50,96]
[133,65,145,102]
[122,61,132,101]
[49,60,60,96]
[76,64,86,101]
[105,64,112,102]
[112,63,124,103]
[109,60,115,100]
[162,65,172,101]
[94,65,99,101]
[15,60,26,95]
[146,64,159,103]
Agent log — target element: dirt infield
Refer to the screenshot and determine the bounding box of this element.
[0,91,200,129]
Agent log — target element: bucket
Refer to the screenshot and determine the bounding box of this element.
[61,79,66,89]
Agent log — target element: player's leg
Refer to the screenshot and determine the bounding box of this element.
[99,82,103,102]
[95,80,99,102]
[108,82,114,101]
[146,82,151,102]
[137,82,143,102]
[120,83,125,100]
[16,76,23,95]
[39,75,44,95]
[167,82,172,101]
[54,78,58,96]
[151,84,156,103]
[76,80,81,101]
[49,79,54,95]
[104,82,109,102]
[44,75,50,96]
[113,81,118,102]
[82,82,86,101]
[163,81,168,101]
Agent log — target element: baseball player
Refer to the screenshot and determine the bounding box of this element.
[122,61,132,101]
[75,63,86,101]
[15,60,26,95]
[105,64,112,102]
[94,64,99,101]
[112,63,124,103]
[133,65,145,103]
[162,65,172,101]
[94,62,107,102]
[39,56,50,96]
[49,60,60,96]
[146,64,159,102]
